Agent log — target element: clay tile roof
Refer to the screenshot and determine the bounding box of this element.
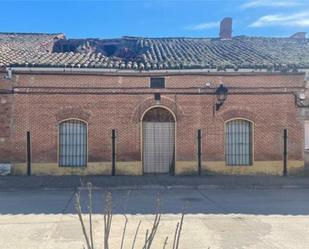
[0,32,309,71]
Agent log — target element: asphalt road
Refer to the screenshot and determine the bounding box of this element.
[1,187,309,215]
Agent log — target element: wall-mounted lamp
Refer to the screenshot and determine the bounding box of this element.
[215,84,228,111]
[294,90,309,107]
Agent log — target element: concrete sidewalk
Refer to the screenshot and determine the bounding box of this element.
[2,214,309,249]
[1,175,309,190]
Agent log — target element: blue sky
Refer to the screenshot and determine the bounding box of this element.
[0,0,309,38]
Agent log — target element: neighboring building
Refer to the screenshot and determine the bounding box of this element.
[1,19,309,176]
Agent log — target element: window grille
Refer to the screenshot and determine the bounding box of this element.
[225,119,253,166]
[150,77,165,88]
[59,119,87,167]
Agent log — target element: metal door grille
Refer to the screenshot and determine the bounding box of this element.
[59,119,87,167]
[225,119,252,166]
[143,122,175,173]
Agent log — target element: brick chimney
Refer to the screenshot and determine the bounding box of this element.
[219,17,232,40]
[290,32,306,40]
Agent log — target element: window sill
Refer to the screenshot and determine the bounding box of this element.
[59,165,87,168]
[226,164,253,167]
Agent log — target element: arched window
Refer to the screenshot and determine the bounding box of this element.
[225,119,253,166]
[59,119,87,167]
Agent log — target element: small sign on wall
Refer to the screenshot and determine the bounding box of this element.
[0,163,11,176]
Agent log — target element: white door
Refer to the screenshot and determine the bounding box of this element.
[143,122,175,173]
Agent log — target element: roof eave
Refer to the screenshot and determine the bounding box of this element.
[8,66,307,76]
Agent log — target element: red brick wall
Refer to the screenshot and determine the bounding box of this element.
[14,72,305,88]
[0,72,13,163]
[6,72,306,166]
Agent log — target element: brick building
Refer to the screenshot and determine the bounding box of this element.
[1,19,309,176]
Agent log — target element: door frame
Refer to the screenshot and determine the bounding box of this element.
[140,105,177,175]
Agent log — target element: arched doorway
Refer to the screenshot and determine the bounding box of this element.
[142,107,176,174]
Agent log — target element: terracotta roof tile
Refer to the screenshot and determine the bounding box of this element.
[0,33,309,71]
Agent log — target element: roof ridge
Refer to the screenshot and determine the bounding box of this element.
[0,32,307,40]
[0,32,64,36]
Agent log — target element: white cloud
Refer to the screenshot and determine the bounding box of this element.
[185,21,220,31]
[250,11,309,27]
[241,0,300,9]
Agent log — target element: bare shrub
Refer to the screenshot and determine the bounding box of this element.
[75,182,185,249]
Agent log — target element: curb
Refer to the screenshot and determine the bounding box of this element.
[2,184,309,191]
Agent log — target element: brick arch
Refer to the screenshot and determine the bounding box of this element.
[131,96,184,123]
[220,107,256,123]
[55,107,91,122]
